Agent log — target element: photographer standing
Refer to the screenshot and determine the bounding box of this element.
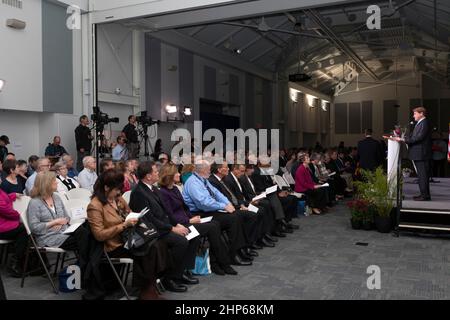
[75,115,93,172]
[122,115,139,159]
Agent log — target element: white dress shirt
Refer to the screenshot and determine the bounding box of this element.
[230,172,243,193]
[77,168,98,192]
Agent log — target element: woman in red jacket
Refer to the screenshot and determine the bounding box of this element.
[0,188,28,277]
[294,153,327,215]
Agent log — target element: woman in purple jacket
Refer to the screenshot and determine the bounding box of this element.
[294,153,327,215]
[158,164,237,276]
[0,188,28,277]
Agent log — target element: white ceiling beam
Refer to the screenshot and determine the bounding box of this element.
[146,29,274,80]
[91,0,367,26]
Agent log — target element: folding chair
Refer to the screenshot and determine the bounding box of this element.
[102,248,134,300]
[121,191,131,205]
[64,199,90,223]
[17,207,74,294]
[0,239,14,266]
[66,188,92,201]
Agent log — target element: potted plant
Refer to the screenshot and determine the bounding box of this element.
[354,168,395,233]
[347,199,366,230]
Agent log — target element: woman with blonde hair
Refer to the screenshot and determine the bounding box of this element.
[27,171,88,264]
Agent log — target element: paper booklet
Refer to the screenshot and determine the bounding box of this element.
[292,192,304,199]
[125,207,150,221]
[248,204,259,213]
[63,222,83,234]
[185,225,200,240]
[252,193,267,202]
[317,183,330,188]
[328,172,336,177]
[200,216,213,223]
[265,185,278,195]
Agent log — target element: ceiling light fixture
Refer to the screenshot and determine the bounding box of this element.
[0,79,5,92]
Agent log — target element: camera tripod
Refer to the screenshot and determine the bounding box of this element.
[138,124,154,161]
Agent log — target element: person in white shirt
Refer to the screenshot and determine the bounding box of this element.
[112,136,128,161]
[25,157,51,195]
[53,161,80,194]
[77,156,97,192]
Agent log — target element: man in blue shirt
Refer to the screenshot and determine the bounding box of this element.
[112,136,129,161]
[183,160,251,267]
[61,154,78,179]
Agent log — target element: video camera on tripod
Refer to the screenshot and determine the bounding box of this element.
[136,111,160,127]
[136,111,160,160]
[91,106,119,129]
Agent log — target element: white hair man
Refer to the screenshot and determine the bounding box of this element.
[77,156,97,192]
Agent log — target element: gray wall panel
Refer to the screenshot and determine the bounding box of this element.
[348,102,361,134]
[423,99,439,129]
[361,101,373,131]
[145,36,161,120]
[179,48,194,109]
[245,73,254,129]
[42,1,73,114]
[440,99,450,132]
[229,74,239,105]
[383,100,398,132]
[334,103,348,134]
[204,66,216,100]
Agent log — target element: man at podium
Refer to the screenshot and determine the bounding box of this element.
[390,107,432,201]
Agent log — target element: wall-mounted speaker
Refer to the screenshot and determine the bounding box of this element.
[6,18,26,30]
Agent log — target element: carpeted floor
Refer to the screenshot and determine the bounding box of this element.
[2,203,450,300]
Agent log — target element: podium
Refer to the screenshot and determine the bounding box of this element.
[387,139,401,199]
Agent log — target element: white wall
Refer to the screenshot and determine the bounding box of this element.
[0,0,43,111]
[0,110,40,159]
[0,1,84,161]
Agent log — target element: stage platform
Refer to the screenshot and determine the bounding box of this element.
[399,178,450,232]
[402,177,450,211]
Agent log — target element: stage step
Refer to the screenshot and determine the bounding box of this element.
[398,223,450,232]
[399,208,450,233]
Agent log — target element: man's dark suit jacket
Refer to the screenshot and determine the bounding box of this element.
[250,166,274,194]
[406,118,432,161]
[208,175,238,207]
[224,174,248,206]
[129,181,173,236]
[239,175,257,201]
[357,136,383,171]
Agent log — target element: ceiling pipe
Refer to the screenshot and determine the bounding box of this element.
[304,8,380,81]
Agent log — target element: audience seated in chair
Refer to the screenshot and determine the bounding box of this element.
[77,156,97,192]
[53,161,80,194]
[182,160,252,267]
[26,171,89,268]
[25,158,52,195]
[87,169,171,300]
[61,154,78,179]
[0,188,28,277]
[158,163,238,276]
[129,161,200,293]
[294,153,327,215]
[1,159,26,194]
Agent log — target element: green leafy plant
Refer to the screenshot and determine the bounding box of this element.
[354,167,395,218]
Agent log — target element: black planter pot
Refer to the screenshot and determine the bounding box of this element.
[351,218,362,230]
[362,221,374,230]
[374,215,392,233]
